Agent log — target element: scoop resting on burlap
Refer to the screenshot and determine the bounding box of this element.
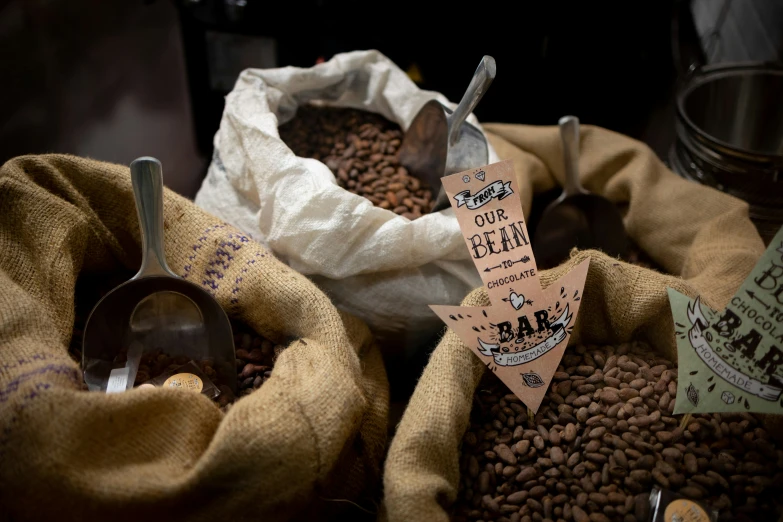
[0,155,388,521]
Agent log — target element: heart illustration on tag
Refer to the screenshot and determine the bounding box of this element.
[475,170,486,181]
[509,291,525,310]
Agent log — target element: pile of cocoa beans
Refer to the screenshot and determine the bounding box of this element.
[229,321,286,403]
[452,341,783,522]
[279,105,435,219]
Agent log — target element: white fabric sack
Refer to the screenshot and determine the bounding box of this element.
[195,50,496,349]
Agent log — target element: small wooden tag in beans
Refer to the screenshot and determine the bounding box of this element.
[662,499,712,522]
[431,160,589,413]
[164,373,203,392]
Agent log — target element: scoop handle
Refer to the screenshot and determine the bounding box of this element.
[130,157,174,278]
[559,116,586,197]
[448,55,496,147]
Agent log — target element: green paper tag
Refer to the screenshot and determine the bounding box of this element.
[668,226,783,415]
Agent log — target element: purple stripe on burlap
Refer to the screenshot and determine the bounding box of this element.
[179,225,267,306]
[0,364,81,404]
[0,364,80,461]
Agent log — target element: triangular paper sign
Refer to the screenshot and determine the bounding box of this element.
[668,225,783,415]
[431,160,589,413]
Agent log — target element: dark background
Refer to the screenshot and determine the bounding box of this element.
[177,0,680,153]
[1,0,776,197]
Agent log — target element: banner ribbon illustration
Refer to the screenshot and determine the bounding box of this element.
[453,180,514,210]
[477,305,571,367]
[685,297,782,401]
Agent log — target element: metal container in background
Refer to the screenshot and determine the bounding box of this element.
[670,63,783,242]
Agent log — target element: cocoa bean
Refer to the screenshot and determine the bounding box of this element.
[507,490,528,504]
[551,446,565,466]
[496,444,518,465]
[572,505,589,522]
[684,453,698,474]
[516,467,538,483]
[600,390,620,404]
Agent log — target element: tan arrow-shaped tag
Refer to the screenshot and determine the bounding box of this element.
[431,160,589,413]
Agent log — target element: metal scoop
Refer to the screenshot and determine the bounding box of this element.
[399,55,496,212]
[82,157,236,393]
[533,116,628,269]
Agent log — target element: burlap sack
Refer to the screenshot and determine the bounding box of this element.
[382,124,766,521]
[0,155,388,521]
